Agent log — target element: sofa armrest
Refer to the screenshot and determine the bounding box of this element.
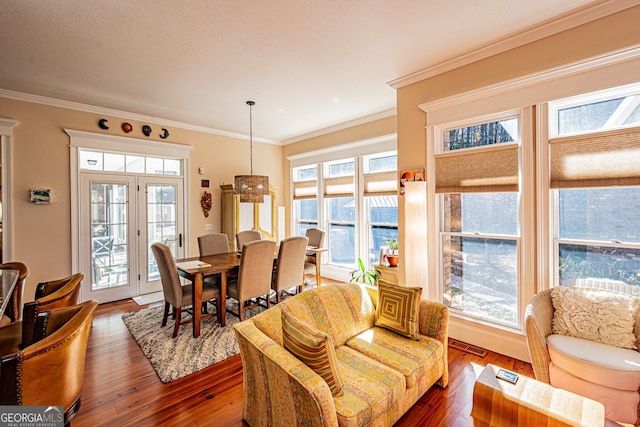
[234,320,339,427]
[418,299,449,387]
[524,289,553,384]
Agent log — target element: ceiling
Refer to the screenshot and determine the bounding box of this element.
[0,0,602,143]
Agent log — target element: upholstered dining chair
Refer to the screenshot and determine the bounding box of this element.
[303,227,325,286]
[198,232,231,288]
[198,233,230,256]
[0,262,29,327]
[151,242,221,337]
[235,230,261,252]
[0,299,98,426]
[271,236,308,303]
[226,239,276,321]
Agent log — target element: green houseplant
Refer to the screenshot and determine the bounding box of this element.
[349,257,379,285]
[386,239,399,267]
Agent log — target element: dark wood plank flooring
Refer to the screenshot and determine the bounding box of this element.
[73,282,534,427]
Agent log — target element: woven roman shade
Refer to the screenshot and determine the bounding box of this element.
[292,180,317,200]
[323,175,354,198]
[435,143,519,193]
[364,171,397,196]
[550,128,640,189]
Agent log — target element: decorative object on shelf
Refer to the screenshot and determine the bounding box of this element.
[142,125,152,137]
[121,122,133,133]
[201,191,212,217]
[385,238,399,267]
[159,128,169,139]
[234,101,269,203]
[30,188,51,205]
[399,168,425,195]
[349,257,379,285]
[98,118,109,129]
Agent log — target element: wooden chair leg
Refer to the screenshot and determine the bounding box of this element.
[238,303,244,322]
[162,302,170,327]
[216,297,223,324]
[172,307,182,338]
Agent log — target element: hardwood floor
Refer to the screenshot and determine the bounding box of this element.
[73,283,534,427]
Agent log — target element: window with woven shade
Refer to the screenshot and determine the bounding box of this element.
[436,113,522,327]
[549,84,640,291]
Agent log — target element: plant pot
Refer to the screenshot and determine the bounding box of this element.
[386,254,399,267]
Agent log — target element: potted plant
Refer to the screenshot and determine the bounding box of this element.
[349,257,379,285]
[385,238,399,267]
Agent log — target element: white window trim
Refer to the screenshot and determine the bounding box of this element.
[419,45,640,362]
[0,119,17,261]
[66,129,192,276]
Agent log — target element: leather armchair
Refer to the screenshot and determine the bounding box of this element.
[0,262,29,327]
[0,300,98,426]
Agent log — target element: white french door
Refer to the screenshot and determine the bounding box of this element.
[138,176,184,295]
[79,173,184,303]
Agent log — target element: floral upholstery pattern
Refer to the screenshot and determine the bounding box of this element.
[234,283,449,427]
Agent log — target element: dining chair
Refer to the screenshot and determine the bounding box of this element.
[0,299,98,426]
[304,227,325,286]
[0,272,84,363]
[0,262,29,327]
[226,239,276,321]
[198,232,231,288]
[151,242,221,337]
[271,236,308,303]
[235,230,261,252]
[198,233,230,256]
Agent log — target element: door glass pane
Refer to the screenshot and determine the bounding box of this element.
[91,183,128,290]
[147,184,177,282]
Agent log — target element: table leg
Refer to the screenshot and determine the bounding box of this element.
[219,271,227,327]
[315,260,321,287]
[193,272,202,338]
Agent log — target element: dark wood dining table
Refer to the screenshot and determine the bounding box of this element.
[175,247,326,338]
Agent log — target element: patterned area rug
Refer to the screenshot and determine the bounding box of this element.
[122,302,265,383]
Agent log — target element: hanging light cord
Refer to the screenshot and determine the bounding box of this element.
[247,100,255,175]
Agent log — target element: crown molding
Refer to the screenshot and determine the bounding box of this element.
[418,43,640,114]
[0,88,280,145]
[388,0,638,89]
[282,108,396,145]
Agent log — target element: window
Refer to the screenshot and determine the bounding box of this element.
[80,149,182,176]
[363,153,398,265]
[291,150,397,275]
[437,114,521,327]
[292,165,318,236]
[550,85,640,292]
[324,159,356,267]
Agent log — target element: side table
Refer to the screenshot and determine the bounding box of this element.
[467,364,604,426]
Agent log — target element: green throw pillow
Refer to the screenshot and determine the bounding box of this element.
[281,310,344,396]
[375,282,422,340]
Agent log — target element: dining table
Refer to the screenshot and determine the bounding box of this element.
[175,246,326,338]
[0,269,20,319]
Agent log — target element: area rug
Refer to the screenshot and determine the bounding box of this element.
[122,302,265,383]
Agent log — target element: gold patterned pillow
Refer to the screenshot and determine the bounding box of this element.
[375,282,422,340]
[281,310,344,396]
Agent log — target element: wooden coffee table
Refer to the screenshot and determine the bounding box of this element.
[467,364,605,426]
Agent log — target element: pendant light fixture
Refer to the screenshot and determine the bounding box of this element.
[234,101,269,203]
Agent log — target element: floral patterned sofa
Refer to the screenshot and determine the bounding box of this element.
[233,282,449,427]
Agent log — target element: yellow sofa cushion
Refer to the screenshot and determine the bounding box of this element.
[346,326,444,388]
[333,346,406,427]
